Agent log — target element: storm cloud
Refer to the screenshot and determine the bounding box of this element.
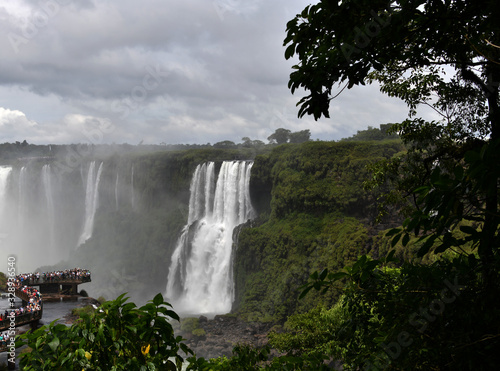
[0,0,409,145]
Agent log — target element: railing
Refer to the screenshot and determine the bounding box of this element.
[0,309,43,332]
[0,288,43,354]
[13,288,31,303]
[19,275,91,286]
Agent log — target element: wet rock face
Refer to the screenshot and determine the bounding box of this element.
[180,315,273,360]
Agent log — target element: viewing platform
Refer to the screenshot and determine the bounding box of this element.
[0,291,43,332]
[0,268,91,361]
[0,269,91,331]
[24,277,92,296]
[17,270,91,300]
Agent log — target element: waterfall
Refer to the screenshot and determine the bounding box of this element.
[18,167,27,228]
[131,165,135,210]
[0,167,12,245]
[78,161,104,246]
[0,166,12,205]
[115,172,119,210]
[42,164,55,251]
[166,161,255,315]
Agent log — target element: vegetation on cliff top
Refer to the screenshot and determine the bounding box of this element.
[233,139,404,323]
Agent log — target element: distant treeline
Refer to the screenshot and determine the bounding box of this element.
[0,124,399,163]
[341,123,399,141]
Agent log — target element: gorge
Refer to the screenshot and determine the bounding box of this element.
[0,140,403,320]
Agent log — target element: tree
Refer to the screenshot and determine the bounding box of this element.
[285,1,500,368]
[267,128,291,144]
[341,124,398,141]
[285,0,500,280]
[241,137,253,147]
[213,140,236,148]
[241,137,265,148]
[288,129,311,143]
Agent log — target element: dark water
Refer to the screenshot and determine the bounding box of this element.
[0,297,82,369]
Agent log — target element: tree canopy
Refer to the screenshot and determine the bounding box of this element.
[285,0,500,275]
[284,0,499,124]
[267,128,311,144]
[282,0,500,369]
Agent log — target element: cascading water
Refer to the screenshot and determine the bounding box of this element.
[0,159,139,271]
[42,164,55,251]
[115,172,119,210]
[166,161,255,315]
[78,161,104,246]
[0,166,12,245]
[18,167,27,228]
[0,166,12,206]
[131,165,135,210]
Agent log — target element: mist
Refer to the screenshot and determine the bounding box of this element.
[0,142,260,308]
[0,152,132,267]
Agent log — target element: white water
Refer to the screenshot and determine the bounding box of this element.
[42,164,56,252]
[18,167,27,228]
[166,161,255,315]
[0,167,12,245]
[131,165,135,210]
[115,172,119,210]
[78,161,104,246]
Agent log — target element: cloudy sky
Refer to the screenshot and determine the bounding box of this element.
[0,0,410,145]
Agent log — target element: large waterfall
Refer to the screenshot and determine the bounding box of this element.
[0,166,13,248]
[166,161,255,315]
[78,161,104,246]
[18,166,27,228]
[42,164,56,252]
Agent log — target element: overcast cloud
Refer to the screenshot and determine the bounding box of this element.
[0,0,410,145]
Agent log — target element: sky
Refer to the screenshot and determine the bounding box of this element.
[0,0,411,146]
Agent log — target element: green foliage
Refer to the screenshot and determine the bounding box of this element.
[71,305,95,318]
[267,128,292,144]
[284,0,499,120]
[97,296,106,304]
[285,0,500,270]
[268,301,348,359]
[187,344,271,371]
[267,128,311,144]
[17,293,192,370]
[250,141,403,218]
[0,272,7,291]
[298,254,500,370]
[279,1,500,368]
[180,317,200,333]
[234,212,370,323]
[289,129,311,144]
[234,140,404,322]
[341,124,399,142]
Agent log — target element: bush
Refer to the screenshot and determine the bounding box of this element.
[17,293,192,370]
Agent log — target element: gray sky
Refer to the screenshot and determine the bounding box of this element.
[0,0,410,145]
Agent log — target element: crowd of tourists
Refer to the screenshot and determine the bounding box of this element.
[0,332,12,348]
[0,268,90,331]
[14,268,91,285]
[0,284,42,325]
